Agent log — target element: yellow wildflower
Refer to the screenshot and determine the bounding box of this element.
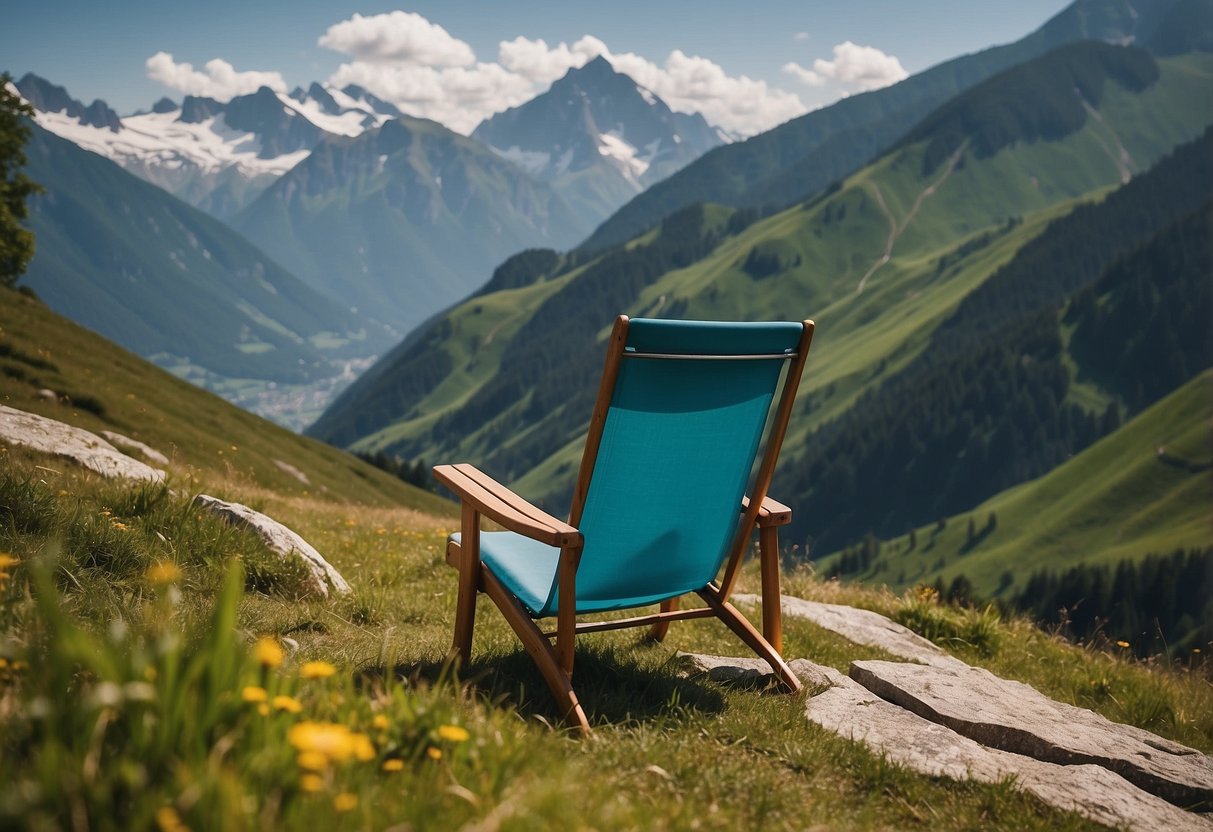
[382,758,404,772]
[426,747,443,760]
[0,659,6,669]
[0,554,19,570]
[437,724,469,743]
[1116,640,1131,649]
[273,695,303,714]
[146,561,182,584]
[300,661,337,679]
[372,714,390,730]
[299,773,325,793]
[155,806,187,832]
[254,637,285,668]
[241,686,268,703]
[333,793,358,812]
[288,721,375,765]
[258,703,270,716]
[11,661,26,671]
[296,751,329,772]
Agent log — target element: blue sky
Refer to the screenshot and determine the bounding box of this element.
[4,1,1073,135]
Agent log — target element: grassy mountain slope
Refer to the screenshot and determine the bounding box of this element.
[20,124,389,386]
[579,0,1192,251]
[1,292,1211,828]
[235,117,591,336]
[310,47,1213,523]
[820,368,1212,594]
[0,290,447,512]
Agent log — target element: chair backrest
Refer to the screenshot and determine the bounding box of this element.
[568,317,811,611]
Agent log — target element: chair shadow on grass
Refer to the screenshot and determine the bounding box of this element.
[365,640,761,731]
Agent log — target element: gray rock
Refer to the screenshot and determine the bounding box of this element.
[733,593,965,668]
[850,659,1213,807]
[0,405,165,483]
[99,430,170,466]
[193,494,350,598]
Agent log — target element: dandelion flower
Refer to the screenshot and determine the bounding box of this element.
[426,746,443,760]
[273,695,303,714]
[1116,640,1131,649]
[299,773,325,793]
[288,721,373,764]
[297,751,329,772]
[382,758,404,772]
[372,714,390,730]
[437,724,470,743]
[351,732,376,761]
[258,703,270,716]
[254,637,285,668]
[146,561,182,584]
[333,793,358,812]
[241,685,268,703]
[0,554,19,570]
[300,661,337,679]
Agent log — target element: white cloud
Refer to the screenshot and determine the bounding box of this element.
[327,60,535,134]
[145,52,287,101]
[782,61,825,87]
[794,31,810,42]
[318,12,808,137]
[809,41,907,91]
[318,11,475,67]
[496,35,606,84]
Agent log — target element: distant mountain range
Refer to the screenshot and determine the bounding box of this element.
[14,74,403,219]
[20,121,389,390]
[472,56,725,231]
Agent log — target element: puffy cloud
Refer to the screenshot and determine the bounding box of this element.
[318,11,808,136]
[318,11,475,67]
[327,60,535,134]
[808,41,907,91]
[145,52,287,101]
[782,62,826,87]
[496,35,606,84]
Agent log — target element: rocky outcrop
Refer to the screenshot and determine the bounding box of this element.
[734,593,964,667]
[850,659,1213,806]
[99,430,170,466]
[193,494,350,598]
[0,405,165,483]
[682,652,1212,831]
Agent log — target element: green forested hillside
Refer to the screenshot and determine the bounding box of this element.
[578,0,1196,251]
[234,116,590,336]
[20,124,388,385]
[310,46,1213,555]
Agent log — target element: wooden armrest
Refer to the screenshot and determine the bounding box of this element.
[433,463,582,548]
[741,495,793,527]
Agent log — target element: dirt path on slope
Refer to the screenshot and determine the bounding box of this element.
[856,147,964,295]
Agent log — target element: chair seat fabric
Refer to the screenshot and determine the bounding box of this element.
[451,531,687,618]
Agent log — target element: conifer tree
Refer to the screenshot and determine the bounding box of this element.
[0,74,41,288]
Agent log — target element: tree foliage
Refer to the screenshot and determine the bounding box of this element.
[0,74,41,288]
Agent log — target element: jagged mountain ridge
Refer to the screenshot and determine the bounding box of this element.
[472,56,726,229]
[15,73,402,219]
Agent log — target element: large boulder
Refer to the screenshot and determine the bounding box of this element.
[0,405,165,483]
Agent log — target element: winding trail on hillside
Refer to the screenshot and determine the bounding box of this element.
[856,147,964,295]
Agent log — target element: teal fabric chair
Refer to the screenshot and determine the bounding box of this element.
[434,315,815,733]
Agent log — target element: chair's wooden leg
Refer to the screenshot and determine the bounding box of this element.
[646,596,680,641]
[759,525,783,654]
[555,546,580,678]
[450,506,480,666]
[482,568,591,735]
[698,589,802,694]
